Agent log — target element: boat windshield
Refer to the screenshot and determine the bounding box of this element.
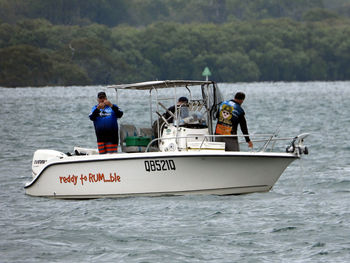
[174,104,207,128]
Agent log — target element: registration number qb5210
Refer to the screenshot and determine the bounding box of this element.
[144,159,176,172]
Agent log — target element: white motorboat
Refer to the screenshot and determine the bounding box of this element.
[24,80,309,199]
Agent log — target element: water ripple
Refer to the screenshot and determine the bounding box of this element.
[1,82,350,262]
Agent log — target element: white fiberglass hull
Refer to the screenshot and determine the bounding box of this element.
[25,151,297,199]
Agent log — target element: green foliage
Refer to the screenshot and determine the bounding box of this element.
[0,45,54,87]
[216,52,260,82]
[0,0,348,26]
[302,8,340,21]
[1,2,350,86]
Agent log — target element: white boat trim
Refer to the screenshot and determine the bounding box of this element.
[108,80,213,90]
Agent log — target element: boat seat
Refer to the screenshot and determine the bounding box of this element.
[120,124,157,153]
[120,124,138,153]
[120,124,138,139]
[139,127,153,138]
[139,127,158,152]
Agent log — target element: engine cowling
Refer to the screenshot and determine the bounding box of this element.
[32,150,66,178]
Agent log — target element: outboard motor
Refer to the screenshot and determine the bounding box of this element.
[286,133,309,156]
[32,150,66,178]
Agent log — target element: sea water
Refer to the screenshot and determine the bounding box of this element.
[0,82,349,262]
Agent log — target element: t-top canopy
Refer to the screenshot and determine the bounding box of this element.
[108,80,213,90]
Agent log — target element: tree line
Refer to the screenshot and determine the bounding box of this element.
[1,0,349,26]
[1,15,350,87]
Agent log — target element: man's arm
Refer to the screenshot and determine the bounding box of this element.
[112,104,123,118]
[165,105,175,120]
[104,100,123,118]
[239,115,252,144]
[89,106,100,121]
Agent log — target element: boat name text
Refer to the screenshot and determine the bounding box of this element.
[144,159,176,172]
[59,173,121,186]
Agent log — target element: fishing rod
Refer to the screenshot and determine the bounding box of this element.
[260,121,283,152]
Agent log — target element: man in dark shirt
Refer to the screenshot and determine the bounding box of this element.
[89,91,123,154]
[215,92,253,151]
[165,96,189,123]
[152,96,189,140]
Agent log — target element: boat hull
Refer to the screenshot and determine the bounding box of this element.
[25,152,297,199]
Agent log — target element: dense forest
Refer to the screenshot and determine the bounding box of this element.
[1,0,350,87]
[1,0,350,26]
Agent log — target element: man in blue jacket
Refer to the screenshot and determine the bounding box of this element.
[215,92,253,151]
[89,91,123,154]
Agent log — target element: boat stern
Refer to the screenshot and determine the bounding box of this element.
[31,149,67,178]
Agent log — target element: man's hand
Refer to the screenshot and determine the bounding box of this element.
[104,100,113,107]
[248,141,253,148]
[97,102,105,109]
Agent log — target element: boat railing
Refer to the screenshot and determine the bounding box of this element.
[145,134,298,153]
